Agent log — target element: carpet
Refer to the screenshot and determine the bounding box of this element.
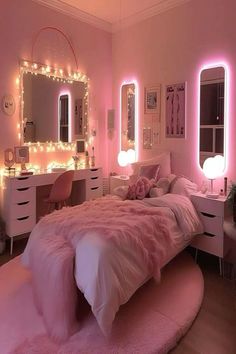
[0,252,204,354]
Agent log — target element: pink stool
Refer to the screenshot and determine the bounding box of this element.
[44,170,74,213]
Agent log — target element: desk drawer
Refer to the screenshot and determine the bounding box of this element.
[10,176,34,189]
[87,185,103,200]
[88,176,102,188]
[88,168,102,179]
[13,186,35,203]
[199,212,223,237]
[7,214,35,237]
[11,201,35,218]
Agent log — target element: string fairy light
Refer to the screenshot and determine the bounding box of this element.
[17,59,91,156]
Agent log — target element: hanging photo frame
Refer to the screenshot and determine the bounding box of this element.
[165,82,186,138]
[144,85,161,119]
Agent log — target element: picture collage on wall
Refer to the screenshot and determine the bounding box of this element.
[143,81,186,149]
[165,82,186,138]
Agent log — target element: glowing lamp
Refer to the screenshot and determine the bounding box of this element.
[118,150,128,167]
[203,155,224,198]
[127,149,135,164]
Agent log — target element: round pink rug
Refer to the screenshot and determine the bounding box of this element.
[0,252,204,354]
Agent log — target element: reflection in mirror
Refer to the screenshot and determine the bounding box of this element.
[22,71,86,143]
[199,66,226,168]
[121,83,135,152]
[59,94,69,142]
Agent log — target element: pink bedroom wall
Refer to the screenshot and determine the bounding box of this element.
[110,0,236,189]
[0,0,112,174]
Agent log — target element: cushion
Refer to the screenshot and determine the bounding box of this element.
[113,186,129,200]
[149,187,165,198]
[155,177,171,194]
[131,152,171,179]
[127,176,153,200]
[170,176,198,197]
[139,164,160,182]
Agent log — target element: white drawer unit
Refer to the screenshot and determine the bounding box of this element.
[0,167,103,254]
[2,177,36,255]
[86,168,103,200]
[190,193,230,275]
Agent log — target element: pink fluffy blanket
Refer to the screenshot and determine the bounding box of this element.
[22,197,173,342]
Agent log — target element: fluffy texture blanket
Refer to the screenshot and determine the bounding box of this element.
[22,197,174,342]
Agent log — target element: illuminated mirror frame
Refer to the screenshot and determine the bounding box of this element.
[120,80,139,163]
[198,62,229,173]
[19,60,89,153]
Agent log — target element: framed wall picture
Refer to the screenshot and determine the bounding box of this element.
[14,146,29,164]
[144,85,161,117]
[165,82,186,138]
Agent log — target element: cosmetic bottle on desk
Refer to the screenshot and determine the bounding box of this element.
[90,146,95,167]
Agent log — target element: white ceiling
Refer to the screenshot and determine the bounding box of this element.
[33,0,191,32]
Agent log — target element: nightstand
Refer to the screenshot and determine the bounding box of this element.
[190,193,231,275]
[110,175,130,194]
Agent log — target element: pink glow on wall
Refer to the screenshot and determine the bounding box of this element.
[58,91,72,142]
[119,79,139,161]
[197,60,230,175]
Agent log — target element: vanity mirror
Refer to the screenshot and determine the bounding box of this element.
[20,61,88,144]
[199,65,228,169]
[121,82,137,160]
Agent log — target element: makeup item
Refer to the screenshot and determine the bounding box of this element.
[90,146,95,167]
[85,151,90,168]
[224,177,227,196]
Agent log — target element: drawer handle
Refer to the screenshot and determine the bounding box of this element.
[91,187,99,190]
[90,169,98,172]
[201,212,216,218]
[17,201,29,206]
[17,187,29,192]
[17,177,29,181]
[17,216,29,221]
[91,177,98,180]
[204,231,216,237]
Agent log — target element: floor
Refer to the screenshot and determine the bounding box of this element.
[1,239,236,354]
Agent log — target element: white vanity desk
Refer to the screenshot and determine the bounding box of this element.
[1,167,103,254]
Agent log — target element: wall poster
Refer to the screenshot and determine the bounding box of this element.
[166,82,186,138]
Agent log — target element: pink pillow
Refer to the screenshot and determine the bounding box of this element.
[127,176,153,200]
[139,164,160,182]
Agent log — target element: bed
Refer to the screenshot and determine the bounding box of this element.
[21,191,203,343]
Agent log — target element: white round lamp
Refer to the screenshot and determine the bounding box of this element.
[203,155,224,199]
[118,150,128,167]
[127,149,135,164]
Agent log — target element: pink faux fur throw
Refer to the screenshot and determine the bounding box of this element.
[23,197,173,342]
[127,176,153,200]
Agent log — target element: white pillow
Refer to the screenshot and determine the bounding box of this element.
[149,187,165,198]
[131,152,171,179]
[113,185,129,200]
[155,177,171,194]
[170,177,198,197]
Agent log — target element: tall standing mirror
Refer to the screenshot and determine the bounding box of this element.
[21,63,88,144]
[199,65,227,168]
[121,83,136,154]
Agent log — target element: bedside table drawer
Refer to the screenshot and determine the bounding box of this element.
[191,234,224,258]
[199,212,223,237]
[191,195,225,217]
